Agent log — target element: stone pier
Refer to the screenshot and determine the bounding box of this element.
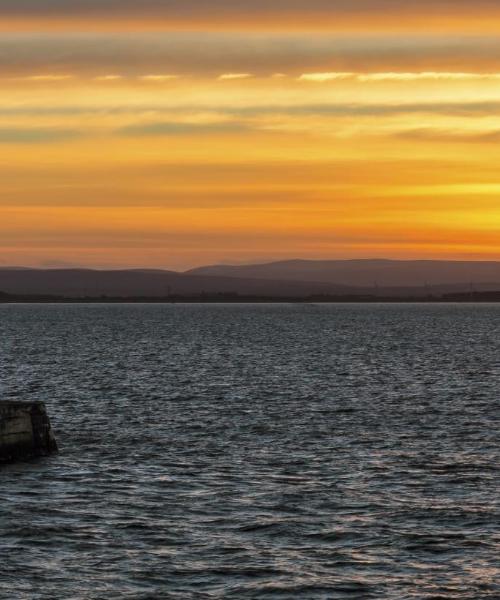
[0,401,58,463]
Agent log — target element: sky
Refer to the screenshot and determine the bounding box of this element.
[1,1,500,269]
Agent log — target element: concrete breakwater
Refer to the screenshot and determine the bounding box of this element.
[0,401,58,463]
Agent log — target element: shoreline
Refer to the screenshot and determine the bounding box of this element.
[1,294,500,304]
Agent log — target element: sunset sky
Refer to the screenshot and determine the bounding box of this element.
[2,1,500,269]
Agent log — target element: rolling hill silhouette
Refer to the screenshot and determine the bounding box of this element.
[0,268,351,298]
[188,259,500,289]
[1,260,500,298]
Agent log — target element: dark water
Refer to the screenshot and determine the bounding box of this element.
[0,304,498,599]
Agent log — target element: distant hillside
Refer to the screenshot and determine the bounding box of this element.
[2,261,500,299]
[187,259,500,289]
[0,268,354,298]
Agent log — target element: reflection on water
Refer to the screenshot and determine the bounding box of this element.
[0,304,499,599]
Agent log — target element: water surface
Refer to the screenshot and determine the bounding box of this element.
[0,304,498,599]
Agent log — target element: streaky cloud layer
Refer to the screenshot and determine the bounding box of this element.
[1,1,500,267]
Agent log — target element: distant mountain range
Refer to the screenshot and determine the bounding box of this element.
[1,259,500,298]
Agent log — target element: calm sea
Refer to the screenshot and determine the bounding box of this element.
[0,304,498,599]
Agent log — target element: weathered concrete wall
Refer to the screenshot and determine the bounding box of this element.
[0,401,58,463]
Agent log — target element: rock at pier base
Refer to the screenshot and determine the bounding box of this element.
[0,401,58,464]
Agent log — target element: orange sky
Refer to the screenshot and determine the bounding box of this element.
[1,2,500,269]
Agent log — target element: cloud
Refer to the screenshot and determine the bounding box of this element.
[299,72,500,83]
[3,33,500,78]
[2,1,500,32]
[94,74,124,81]
[230,102,500,118]
[357,72,500,82]
[139,74,179,82]
[218,73,253,80]
[396,127,500,143]
[299,72,355,82]
[0,127,81,143]
[117,121,250,137]
[4,100,500,120]
[22,75,74,83]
